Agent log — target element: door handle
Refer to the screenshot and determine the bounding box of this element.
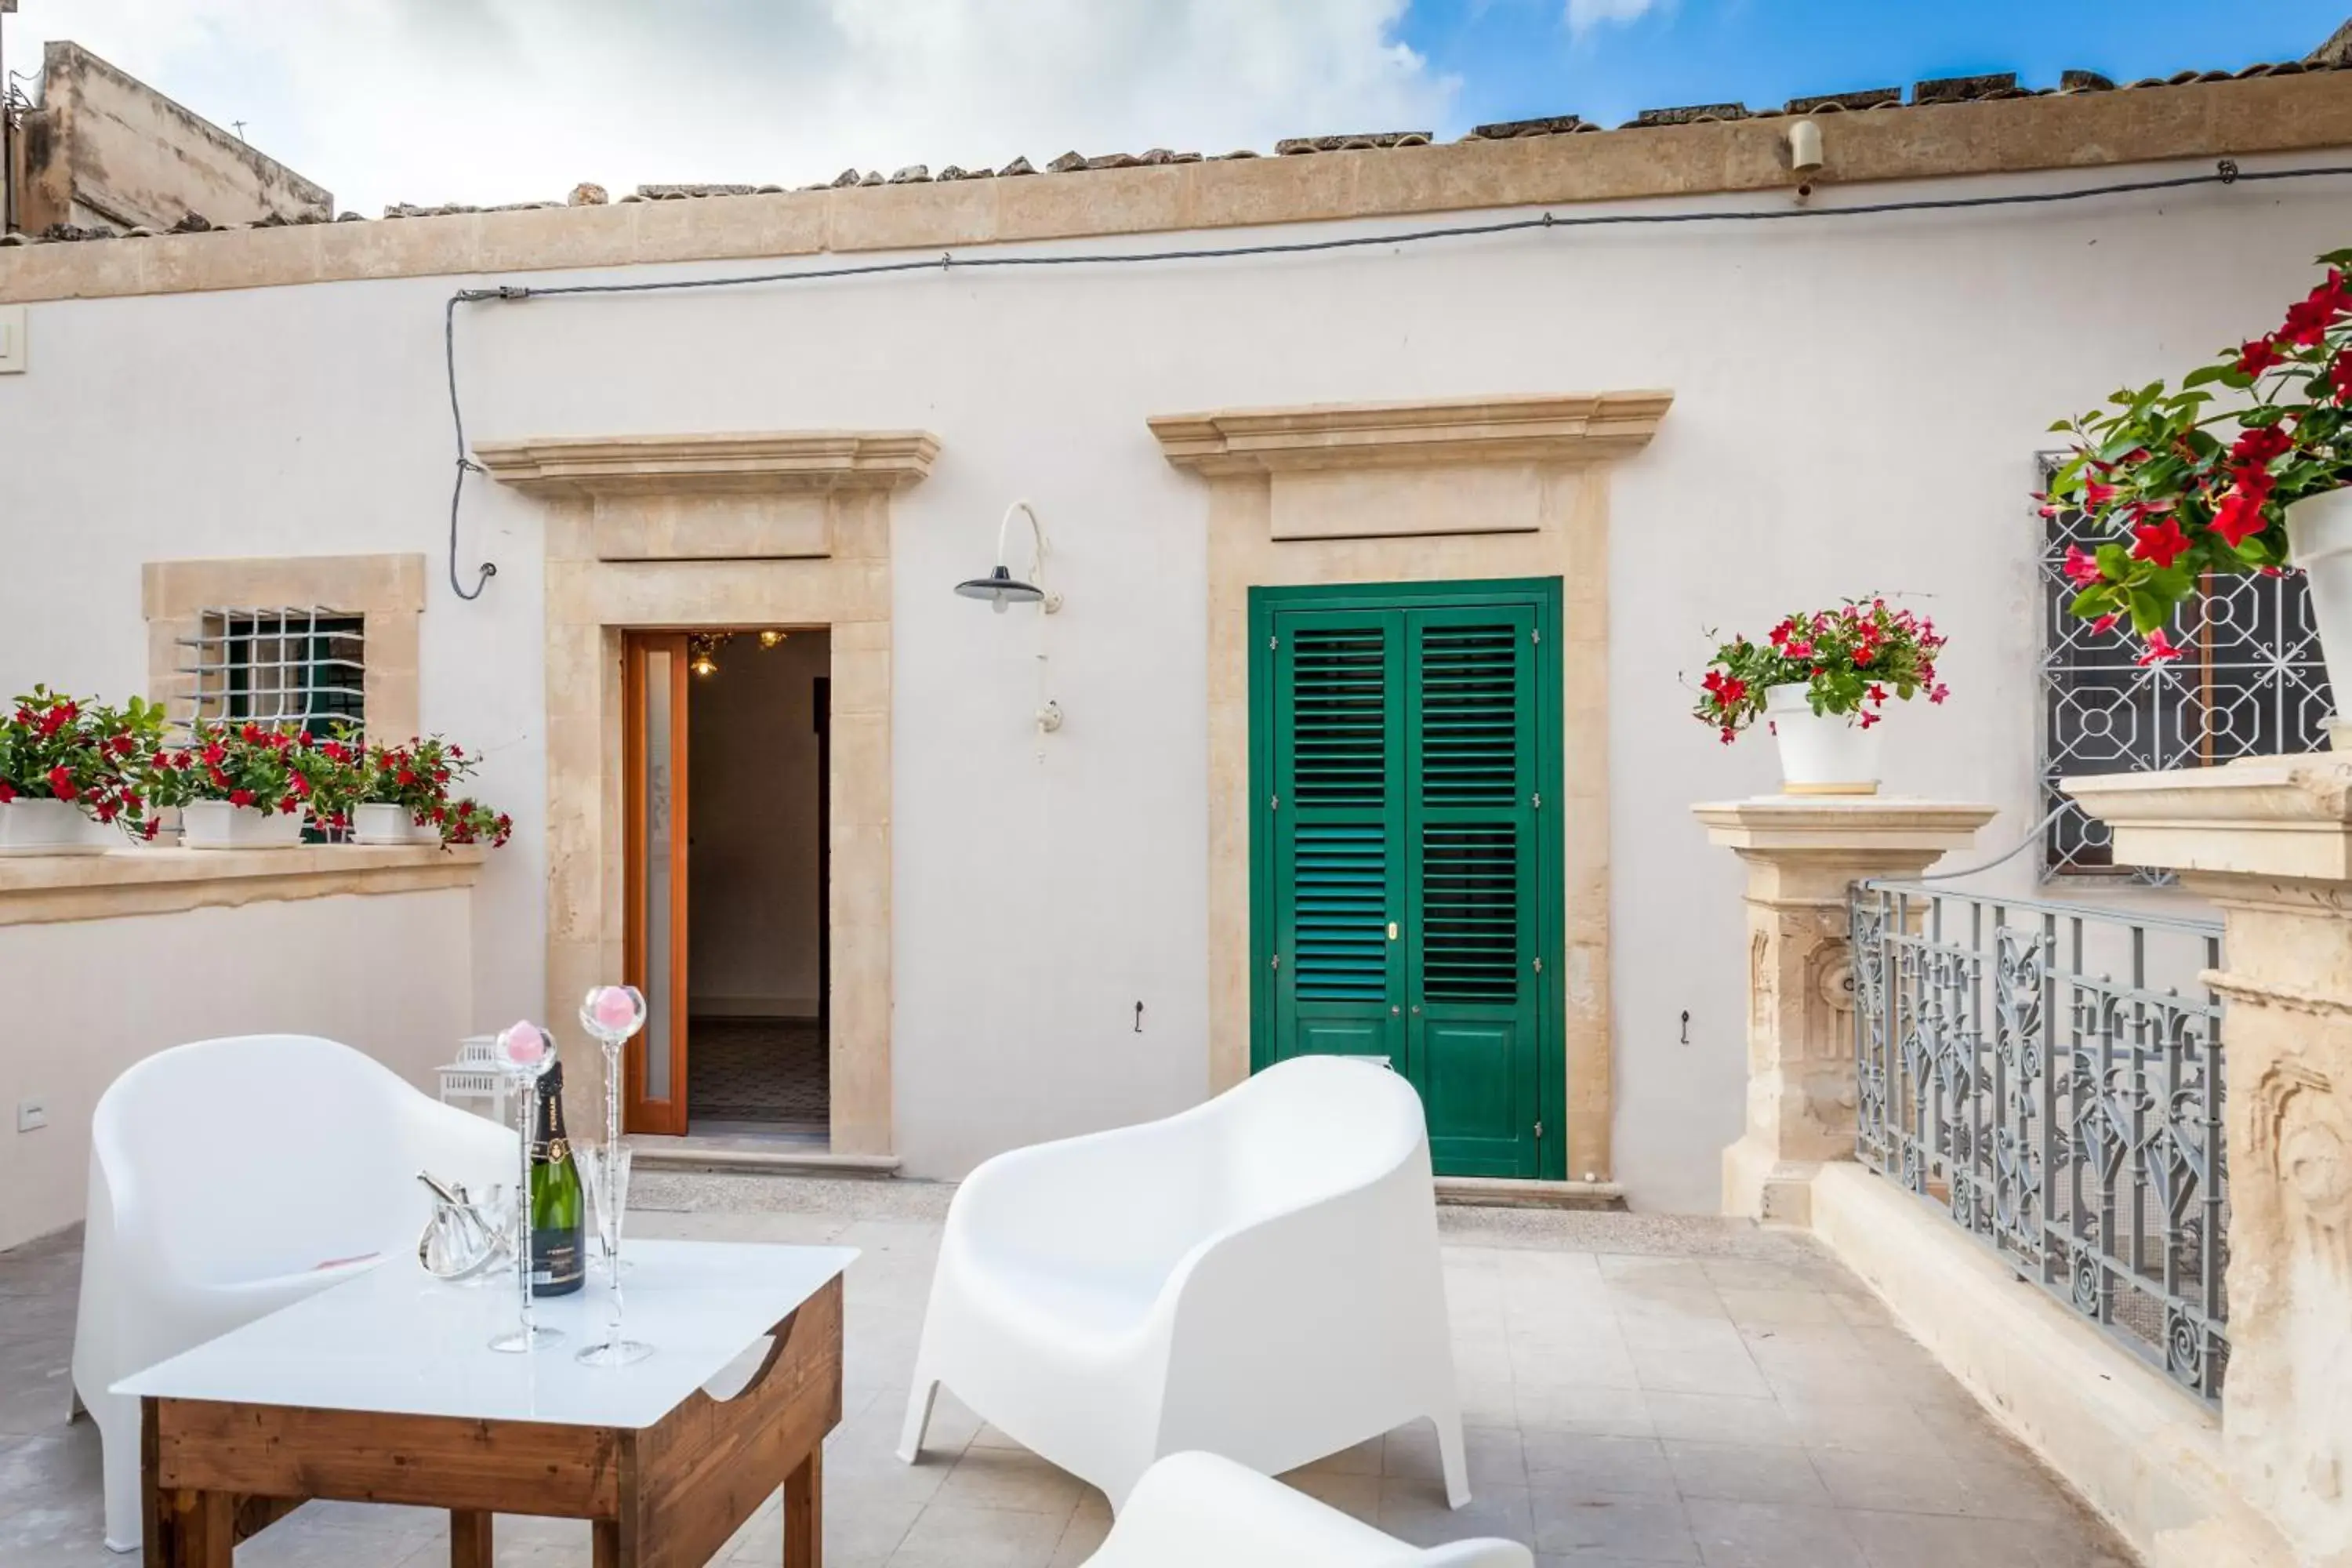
[1388,921,1399,941]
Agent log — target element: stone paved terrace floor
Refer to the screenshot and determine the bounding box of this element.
[0,1175,2133,1567]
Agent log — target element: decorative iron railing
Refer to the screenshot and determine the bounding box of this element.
[1851,881,2229,1403]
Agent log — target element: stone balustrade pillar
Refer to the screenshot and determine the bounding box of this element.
[1693,797,1995,1225]
[2067,754,2352,1565]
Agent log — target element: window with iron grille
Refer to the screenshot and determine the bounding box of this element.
[175,608,365,736]
[2040,465,2332,876]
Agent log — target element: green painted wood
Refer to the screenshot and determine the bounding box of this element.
[1250,579,1564,1180]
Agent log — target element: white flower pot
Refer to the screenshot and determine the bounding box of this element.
[180,800,305,850]
[2287,487,2352,737]
[353,803,418,846]
[1766,683,1882,796]
[0,797,103,856]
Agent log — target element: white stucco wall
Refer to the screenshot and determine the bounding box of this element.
[0,888,477,1250]
[1,153,2340,1210]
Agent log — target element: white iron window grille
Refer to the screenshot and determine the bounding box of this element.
[176,608,365,735]
[2039,466,2332,877]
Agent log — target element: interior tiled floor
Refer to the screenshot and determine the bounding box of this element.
[688,1017,828,1130]
[0,1183,2132,1567]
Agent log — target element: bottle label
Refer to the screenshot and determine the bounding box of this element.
[532,1227,584,1296]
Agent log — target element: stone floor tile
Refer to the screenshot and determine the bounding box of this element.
[1628,1341,1771,1400]
[1640,1392,1799,1448]
[1621,1313,1748,1355]
[1682,1497,1867,1568]
[1660,1440,1832,1506]
[1753,1346,1911,1408]
[932,1444,1087,1515]
[1518,1383,1656,1437]
[1521,1432,1679,1497]
[1377,1476,1535,1548]
[1047,1495,1115,1566]
[1717,1289,1847,1327]
[1595,1254,1715,1290]
[1530,1491,1699,1562]
[1841,1507,2074,1568]
[1780,1396,1948,1457]
[1386,1421,1528,1491]
[1807,1447,1975,1515]
[885,1502,1071,1568]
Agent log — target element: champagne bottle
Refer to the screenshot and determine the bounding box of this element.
[529,1062,586,1298]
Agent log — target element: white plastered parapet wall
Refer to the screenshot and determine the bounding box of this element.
[2,133,2350,1205]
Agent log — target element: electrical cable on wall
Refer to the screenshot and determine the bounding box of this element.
[441,157,2352,601]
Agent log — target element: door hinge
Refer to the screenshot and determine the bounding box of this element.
[1269,634,1279,650]
[1269,794,1280,811]
[1530,628,1541,644]
[1532,956,1543,974]
[1534,1120,1544,1140]
[1531,792,1542,808]
[1271,952,1281,969]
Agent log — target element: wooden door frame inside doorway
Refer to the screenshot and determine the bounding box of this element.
[622,631,692,1136]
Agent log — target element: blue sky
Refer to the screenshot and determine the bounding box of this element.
[1402,0,2352,134]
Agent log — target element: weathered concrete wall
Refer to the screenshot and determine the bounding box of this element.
[18,41,328,234]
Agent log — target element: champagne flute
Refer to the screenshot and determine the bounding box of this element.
[488,1021,563,1353]
[577,985,652,1366]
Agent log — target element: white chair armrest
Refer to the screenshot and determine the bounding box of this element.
[951,1115,1218,1272]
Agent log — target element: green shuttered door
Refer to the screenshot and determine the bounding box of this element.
[1253,581,1563,1180]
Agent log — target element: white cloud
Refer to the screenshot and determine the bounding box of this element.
[1565,0,1657,38]
[2,0,1456,218]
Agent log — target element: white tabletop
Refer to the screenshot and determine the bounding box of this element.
[114,1239,858,1429]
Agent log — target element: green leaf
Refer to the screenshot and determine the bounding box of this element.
[2183,363,2233,389]
[2069,586,2115,619]
[2128,589,2167,635]
[2094,543,2130,579]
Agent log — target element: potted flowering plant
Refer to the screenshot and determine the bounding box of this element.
[441,796,514,849]
[344,731,472,844]
[1692,599,1950,795]
[2045,250,2352,694]
[145,722,347,848]
[0,688,168,851]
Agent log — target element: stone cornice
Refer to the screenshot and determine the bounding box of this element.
[2063,753,2352,881]
[1692,796,2000,855]
[472,431,939,497]
[5,73,2350,306]
[0,844,485,927]
[1149,392,1671,475]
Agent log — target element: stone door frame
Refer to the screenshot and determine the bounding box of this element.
[479,430,935,1155]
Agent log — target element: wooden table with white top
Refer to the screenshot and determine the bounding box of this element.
[114,1239,858,1568]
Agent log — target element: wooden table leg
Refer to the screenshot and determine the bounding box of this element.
[449,1509,494,1568]
[592,1517,622,1568]
[783,1446,822,1567]
[147,1488,234,1568]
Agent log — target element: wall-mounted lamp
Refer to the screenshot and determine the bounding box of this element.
[956,499,1065,737]
[1788,118,1823,200]
[954,500,1063,615]
[687,629,789,677]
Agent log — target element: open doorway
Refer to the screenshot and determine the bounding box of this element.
[622,626,830,1145]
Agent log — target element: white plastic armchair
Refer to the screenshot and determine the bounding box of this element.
[1083,1451,1533,1568]
[73,1033,514,1552]
[898,1054,1468,1512]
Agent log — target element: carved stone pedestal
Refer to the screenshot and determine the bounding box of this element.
[2069,754,2352,1566]
[1693,797,1994,1225]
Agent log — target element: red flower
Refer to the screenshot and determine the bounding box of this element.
[2062,545,2104,587]
[2082,479,2118,509]
[46,765,77,802]
[2333,347,2352,406]
[1784,640,1814,660]
[2129,516,2192,569]
[2233,423,2295,465]
[2278,274,2350,347]
[240,724,265,744]
[2238,336,2285,376]
[1928,684,1951,705]
[1858,710,1881,730]
[1718,726,1735,746]
[0,782,15,804]
[2136,630,2185,666]
[2091,613,2121,635]
[227,789,256,807]
[1867,684,1889,704]
[2210,487,2270,548]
